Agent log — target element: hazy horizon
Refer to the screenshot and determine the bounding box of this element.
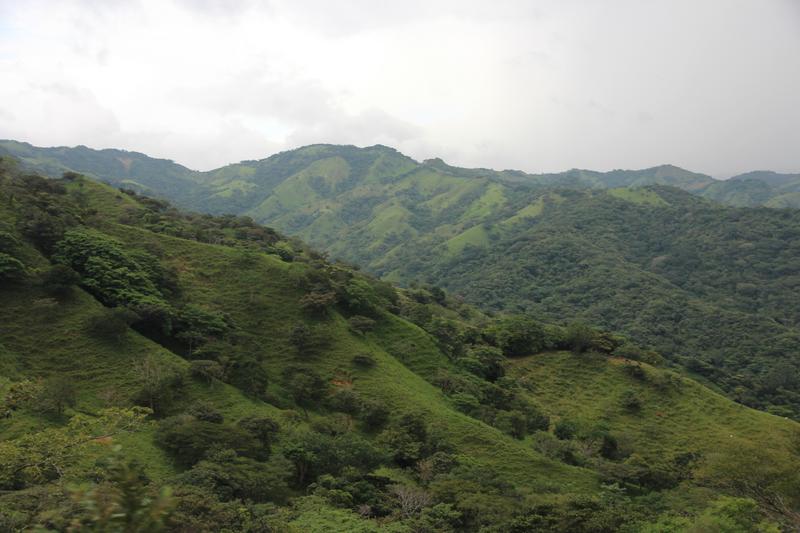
[1,0,798,177]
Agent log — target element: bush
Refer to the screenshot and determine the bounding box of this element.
[620,389,643,412]
[87,307,139,341]
[491,316,547,357]
[326,388,362,415]
[494,410,527,439]
[352,353,376,368]
[187,402,224,424]
[554,420,577,440]
[360,399,390,430]
[34,376,76,416]
[348,315,376,335]
[565,322,596,354]
[156,415,261,467]
[40,264,80,297]
[0,252,26,282]
[190,360,225,385]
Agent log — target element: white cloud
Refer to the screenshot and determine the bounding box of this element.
[0,0,798,176]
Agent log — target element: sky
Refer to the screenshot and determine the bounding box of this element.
[0,0,798,177]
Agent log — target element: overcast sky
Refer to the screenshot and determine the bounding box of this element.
[0,0,798,176]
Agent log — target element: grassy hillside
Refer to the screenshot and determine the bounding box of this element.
[1,165,799,530]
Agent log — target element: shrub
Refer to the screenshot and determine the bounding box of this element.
[87,307,139,341]
[190,360,225,385]
[565,322,596,354]
[0,252,26,282]
[40,264,80,297]
[620,389,643,412]
[155,415,260,467]
[348,315,376,335]
[494,410,528,439]
[352,353,376,368]
[554,420,577,440]
[360,399,390,430]
[326,388,362,415]
[34,376,77,417]
[187,402,224,424]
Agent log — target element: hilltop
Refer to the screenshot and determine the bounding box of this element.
[1,162,798,530]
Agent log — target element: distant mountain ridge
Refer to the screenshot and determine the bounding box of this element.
[2,139,800,209]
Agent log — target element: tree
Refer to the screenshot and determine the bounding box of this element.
[190,359,225,386]
[390,484,433,518]
[132,356,184,416]
[40,264,80,297]
[299,290,337,316]
[237,415,280,451]
[491,316,547,357]
[494,410,528,439]
[348,315,376,335]
[554,420,577,440]
[0,407,150,489]
[87,307,139,342]
[284,368,328,417]
[565,322,596,354]
[35,376,77,417]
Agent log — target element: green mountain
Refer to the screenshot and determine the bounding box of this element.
[2,141,800,419]
[2,160,799,531]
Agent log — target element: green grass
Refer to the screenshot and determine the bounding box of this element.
[445,225,490,255]
[509,352,799,461]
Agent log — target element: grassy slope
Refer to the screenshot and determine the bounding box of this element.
[509,352,799,464]
[1,179,599,505]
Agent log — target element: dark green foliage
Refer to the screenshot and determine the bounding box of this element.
[359,399,390,430]
[189,359,225,385]
[490,316,547,357]
[299,290,337,316]
[554,420,577,440]
[175,449,292,503]
[325,388,362,415]
[237,415,280,450]
[347,315,376,335]
[493,410,528,439]
[620,389,643,412]
[281,428,387,486]
[40,264,80,297]
[155,415,261,467]
[284,367,328,415]
[131,356,185,416]
[288,323,330,356]
[86,307,139,342]
[0,252,25,282]
[53,229,166,308]
[227,355,269,397]
[565,322,596,354]
[186,402,224,424]
[351,353,376,368]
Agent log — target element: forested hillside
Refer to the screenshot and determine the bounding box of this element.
[2,161,799,531]
[2,142,800,419]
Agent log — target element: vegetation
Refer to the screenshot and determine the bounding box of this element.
[0,158,799,530]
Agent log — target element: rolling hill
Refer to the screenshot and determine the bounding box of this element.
[3,141,798,419]
[1,161,799,530]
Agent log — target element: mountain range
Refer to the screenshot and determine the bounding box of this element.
[2,140,800,419]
